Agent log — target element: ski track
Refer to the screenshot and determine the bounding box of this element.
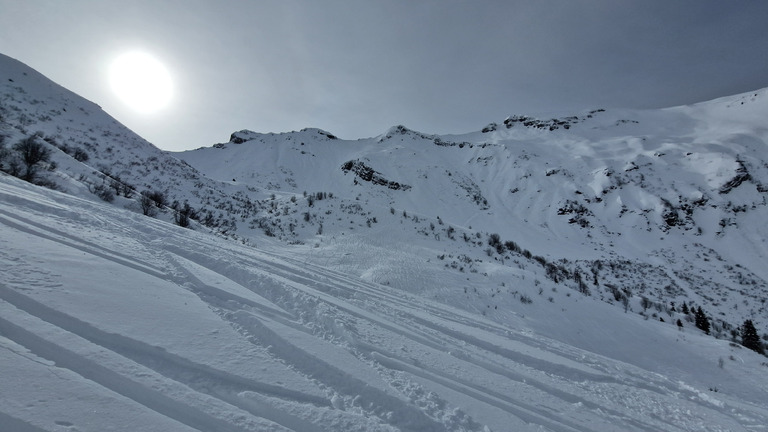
[0,217,369,431]
[0,217,383,431]
[163,245,755,431]
[187,257,635,431]
[163,255,443,430]
[0,200,553,431]
[0,208,166,279]
[161,250,455,431]
[0,411,50,432]
[191,241,768,430]
[370,350,598,432]
[0,311,254,432]
[0,283,336,432]
[0,283,330,408]
[0,205,449,430]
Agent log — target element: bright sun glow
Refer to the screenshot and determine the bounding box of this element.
[109,51,173,113]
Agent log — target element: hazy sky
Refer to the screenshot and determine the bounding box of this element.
[2,1,768,151]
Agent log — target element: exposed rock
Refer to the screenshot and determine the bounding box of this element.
[341,159,411,191]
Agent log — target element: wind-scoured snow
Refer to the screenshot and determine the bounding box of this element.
[2,53,768,431]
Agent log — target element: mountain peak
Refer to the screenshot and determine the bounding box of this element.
[377,124,433,142]
[224,128,338,146]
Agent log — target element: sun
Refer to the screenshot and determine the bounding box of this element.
[109,51,173,113]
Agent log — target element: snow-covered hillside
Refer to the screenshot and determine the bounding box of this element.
[0,53,256,236]
[176,90,768,338]
[2,52,768,431]
[3,169,768,432]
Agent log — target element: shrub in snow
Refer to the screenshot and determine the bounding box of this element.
[90,183,115,202]
[0,136,15,174]
[173,201,197,228]
[139,191,157,217]
[73,147,89,162]
[146,190,167,208]
[12,135,51,182]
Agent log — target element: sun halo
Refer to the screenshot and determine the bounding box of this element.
[109,51,173,114]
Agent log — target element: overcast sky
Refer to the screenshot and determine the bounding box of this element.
[2,1,768,151]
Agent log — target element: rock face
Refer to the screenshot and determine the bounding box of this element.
[501,109,608,131]
[341,159,411,190]
[719,160,752,194]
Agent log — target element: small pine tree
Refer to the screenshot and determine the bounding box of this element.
[741,319,765,354]
[681,302,690,315]
[695,306,711,335]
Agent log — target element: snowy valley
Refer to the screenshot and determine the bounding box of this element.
[1,53,768,431]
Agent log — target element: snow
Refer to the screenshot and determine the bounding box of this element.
[2,169,768,431]
[2,51,768,431]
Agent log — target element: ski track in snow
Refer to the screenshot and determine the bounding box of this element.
[164,244,764,432]
[0,309,255,432]
[2,178,768,431]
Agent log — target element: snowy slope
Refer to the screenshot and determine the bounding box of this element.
[2,52,768,431]
[0,53,257,234]
[176,93,768,337]
[3,173,768,432]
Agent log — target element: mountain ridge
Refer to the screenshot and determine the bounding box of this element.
[174,84,768,339]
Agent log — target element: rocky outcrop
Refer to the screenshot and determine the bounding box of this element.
[341,160,411,191]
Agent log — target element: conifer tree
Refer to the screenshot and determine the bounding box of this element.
[695,307,710,335]
[741,320,764,354]
[681,302,689,315]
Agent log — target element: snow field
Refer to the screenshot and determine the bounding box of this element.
[2,176,768,431]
